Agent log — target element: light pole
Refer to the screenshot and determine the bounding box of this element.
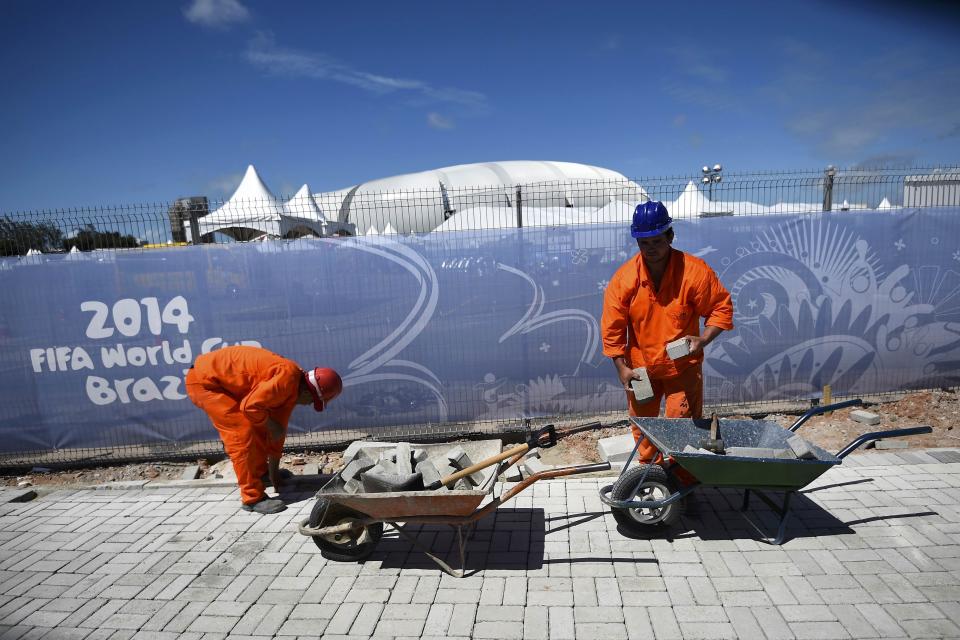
[701,164,723,201]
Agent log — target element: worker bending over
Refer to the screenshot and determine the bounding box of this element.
[601,201,733,465]
[186,345,342,514]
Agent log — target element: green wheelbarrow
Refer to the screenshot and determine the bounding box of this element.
[599,399,933,545]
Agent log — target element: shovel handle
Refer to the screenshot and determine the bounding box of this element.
[440,443,529,487]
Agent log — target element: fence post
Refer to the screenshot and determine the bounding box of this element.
[189,210,200,245]
[516,186,523,228]
[822,165,837,212]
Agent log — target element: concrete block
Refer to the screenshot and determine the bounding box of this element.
[301,463,320,476]
[666,337,691,360]
[598,433,637,464]
[341,456,376,482]
[453,478,473,491]
[180,465,201,480]
[379,449,398,463]
[446,446,472,469]
[343,478,362,494]
[787,435,817,460]
[682,445,716,455]
[850,410,881,425]
[502,462,523,481]
[630,367,654,403]
[875,439,909,450]
[343,440,393,461]
[396,442,413,475]
[416,460,442,490]
[360,468,422,493]
[522,456,554,477]
[412,448,428,464]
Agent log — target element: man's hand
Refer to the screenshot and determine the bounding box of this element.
[613,357,640,390]
[685,335,706,356]
[266,418,284,442]
[686,326,725,356]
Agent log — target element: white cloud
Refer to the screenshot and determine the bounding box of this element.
[245,32,488,112]
[183,0,250,28]
[427,112,455,130]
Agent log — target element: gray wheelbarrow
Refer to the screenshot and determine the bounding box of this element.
[599,399,932,545]
[298,426,610,576]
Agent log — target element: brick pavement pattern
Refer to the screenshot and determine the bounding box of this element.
[0,449,958,639]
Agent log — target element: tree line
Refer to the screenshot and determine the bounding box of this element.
[0,218,141,256]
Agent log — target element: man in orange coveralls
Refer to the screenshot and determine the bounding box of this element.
[186,345,343,514]
[601,201,733,466]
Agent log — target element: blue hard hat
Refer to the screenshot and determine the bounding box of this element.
[631,201,673,238]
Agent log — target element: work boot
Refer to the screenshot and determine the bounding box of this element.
[261,469,294,483]
[241,498,286,514]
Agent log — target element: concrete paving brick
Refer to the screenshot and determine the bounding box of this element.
[446,603,476,638]
[248,604,294,637]
[276,617,327,636]
[750,606,793,640]
[548,606,574,640]
[646,607,682,640]
[789,621,851,639]
[347,602,383,636]
[321,602,361,635]
[724,607,763,639]
[522,606,548,640]
[527,590,573,607]
[421,603,453,637]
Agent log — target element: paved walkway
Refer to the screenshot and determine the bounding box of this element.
[1,449,959,640]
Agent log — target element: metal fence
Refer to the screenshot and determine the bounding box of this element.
[1,165,959,468]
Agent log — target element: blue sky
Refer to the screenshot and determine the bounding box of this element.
[2,0,959,211]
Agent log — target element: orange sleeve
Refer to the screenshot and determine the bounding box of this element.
[239,363,301,428]
[693,267,734,331]
[601,263,636,358]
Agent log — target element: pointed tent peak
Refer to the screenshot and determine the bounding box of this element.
[68,246,80,253]
[229,164,277,203]
[25,248,42,256]
[877,197,893,209]
[285,183,326,221]
[365,225,380,236]
[382,222,398,235]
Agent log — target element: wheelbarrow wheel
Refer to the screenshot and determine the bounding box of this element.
[308,497,383,562]
[609,464,685,533]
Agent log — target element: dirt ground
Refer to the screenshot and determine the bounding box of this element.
[4,390,958,489]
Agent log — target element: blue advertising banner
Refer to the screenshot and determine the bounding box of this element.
[1,208,959,454]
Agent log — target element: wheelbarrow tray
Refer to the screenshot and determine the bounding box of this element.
[634,417,839,490]
[317,439,502,519]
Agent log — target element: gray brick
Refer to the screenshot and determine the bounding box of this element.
[853,604,905,638]
[548,606,574,640]
[347,602,382,636]
[187,616,239,634]
[523,606,548,640]
[751,606,793,640]
[622,607,652,640]
[476,605,523,621]
[725,607,763,639]
[789,621,851,639]
[646,607,681,640]
[422,603,453,637]
[277,617,327,636]
[900,618,960,638]
[473,621,522,639]
[323,602,361,635]
[433,588,480,604]
[447,603,475,637]
[678,622,736,638]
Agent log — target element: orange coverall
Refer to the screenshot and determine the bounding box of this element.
[185,346,301,505]
[601,249,733,464]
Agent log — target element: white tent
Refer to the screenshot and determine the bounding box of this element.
[877,197,894,210]
[381,223,399,235]
[364,225,380,236]
[189,166,326,241]
[668,181,733,218]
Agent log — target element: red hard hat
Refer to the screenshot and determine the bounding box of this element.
[303,367,343,412]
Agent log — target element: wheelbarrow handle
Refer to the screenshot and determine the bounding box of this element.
[789,399,863,432]
[835,425,933,459]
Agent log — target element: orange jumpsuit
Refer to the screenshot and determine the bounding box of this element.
[185,346,301,505]
[601,249,733,464]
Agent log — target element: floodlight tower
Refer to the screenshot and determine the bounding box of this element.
[701,163,723,201]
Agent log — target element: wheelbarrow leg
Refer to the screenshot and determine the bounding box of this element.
[389,522,468,578]
[738,489,794,546]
